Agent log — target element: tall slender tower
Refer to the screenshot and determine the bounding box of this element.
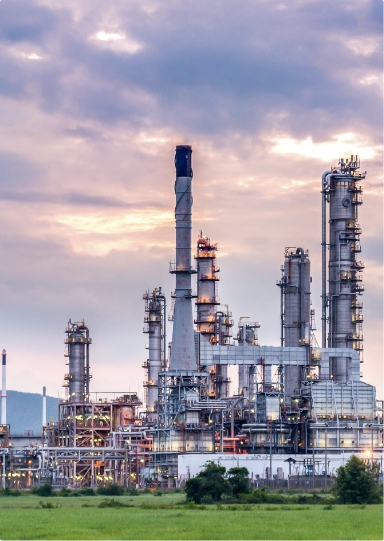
[1,350,6,425]
[322,156,364,381]
[169,146,197,371]
[143,288,166,421]
[277,247,311,400]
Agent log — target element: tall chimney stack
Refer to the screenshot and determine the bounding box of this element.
[1,350,6,425]
[169,145,197,371]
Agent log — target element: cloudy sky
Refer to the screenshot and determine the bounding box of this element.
[0,0,382,403]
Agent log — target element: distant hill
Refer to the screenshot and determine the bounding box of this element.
[0,390,58,435]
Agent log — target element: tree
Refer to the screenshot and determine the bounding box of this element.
[185,461,231,503]
[333,455,382,504]
[227,467,250,497]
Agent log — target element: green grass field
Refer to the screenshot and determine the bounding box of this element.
[0,493,382,540]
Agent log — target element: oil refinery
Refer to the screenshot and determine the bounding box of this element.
[0,146,382,489]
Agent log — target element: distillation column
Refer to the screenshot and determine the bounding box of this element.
[195,233,230,397]
[238,320,260,401]
[195,233,220,344]
[63,321,92,402]
[322,157,364,381]
[143,288,165,421]
[277,247,311,400]
[169,146,197,371]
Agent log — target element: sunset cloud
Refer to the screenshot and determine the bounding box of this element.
[0,0,381,398]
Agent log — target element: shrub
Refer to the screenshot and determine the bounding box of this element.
[38,500,59,508]
[0,487,22,497]
[97,483,124,496]
[33,483,54,497]
[226,467,250,497]
[98,498,133,508]
[332,455,382,504]
[185,461,231,503]
[78,487,95,496]
[127,488,140,496]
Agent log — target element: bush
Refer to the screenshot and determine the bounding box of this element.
[0,487,22,497]
[38,500,59,508]
[96,483,124,496]
[127,488,140,496]
[78,487,95,496]
[332,455,382,504]
[227,467,250,497]
[98,498,133,508]
[33,483,54,497]
[185,462,232,503]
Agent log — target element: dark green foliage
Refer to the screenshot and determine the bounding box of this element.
[32,482,54,497]
[38,500,59,508]
[153,491,162,497]
[127,488,140,496]
[226,467,250,497]
[332,455,382,504]
[0,487,22,496]
[240,488,334,505]
[185,461,231,503]
[96,483,124,496]
[77,487,95,496]
[98,498,134,508]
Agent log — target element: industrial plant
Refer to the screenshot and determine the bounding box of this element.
[0,146,382,489]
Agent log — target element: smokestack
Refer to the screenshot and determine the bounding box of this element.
[42,386,47,427]
[1,349,6,425]
[169,145,197,371]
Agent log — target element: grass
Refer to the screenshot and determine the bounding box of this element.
[0,493,382,540]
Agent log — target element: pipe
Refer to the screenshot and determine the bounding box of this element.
[321,171,331,349]
[42,386,47,428]
[1,349,6,426]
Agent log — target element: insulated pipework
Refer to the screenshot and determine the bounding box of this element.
[169,146,197,371]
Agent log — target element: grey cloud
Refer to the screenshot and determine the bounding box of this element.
[0,190,168,209]
[0,0,381,140]
[0,152,42,189]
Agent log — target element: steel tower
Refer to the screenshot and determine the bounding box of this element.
[322,156,364,381]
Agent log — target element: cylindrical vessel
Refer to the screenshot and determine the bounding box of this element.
[283,247,311,347]
[69,331,85,401]
[195,234,220,344]
[169,146,197,371]
[143,288,164,420]
[325,157,364,381]
[64,321,91,402]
